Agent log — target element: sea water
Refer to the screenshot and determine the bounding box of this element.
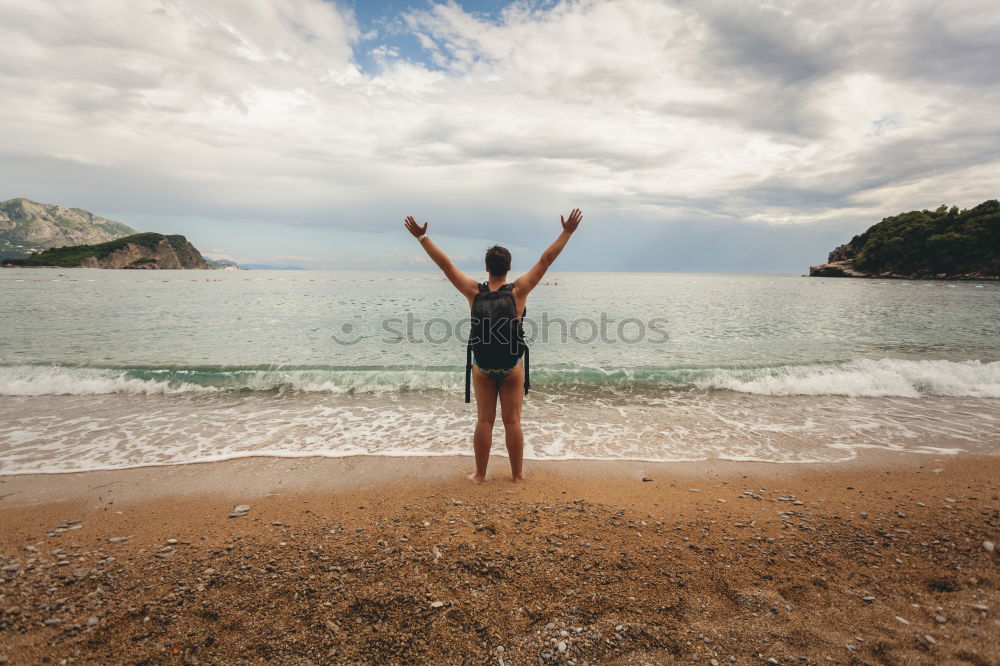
[1,269,998,474]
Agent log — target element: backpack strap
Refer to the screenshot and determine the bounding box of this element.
[522,305,529,396]
[523,343,530,396]
[467,283,487,403]
[465,338,472,403]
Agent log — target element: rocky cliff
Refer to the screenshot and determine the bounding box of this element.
[0,198,137,256]
[3,233,212,269]
[809,200,1000,279]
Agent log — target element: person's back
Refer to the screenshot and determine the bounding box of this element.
[404,209,583,483]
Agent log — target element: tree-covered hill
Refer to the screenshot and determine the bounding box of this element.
[811,200,1000,279]
[3,233,211,269]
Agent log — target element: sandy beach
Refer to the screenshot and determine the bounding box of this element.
[0,453,997,665]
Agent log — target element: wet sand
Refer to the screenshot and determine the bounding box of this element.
[1,453,998,664]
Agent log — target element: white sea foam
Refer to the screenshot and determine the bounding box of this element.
[0,389,995,475]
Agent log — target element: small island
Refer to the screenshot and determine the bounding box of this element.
[810,199,1000,280]
[2,232,212,269]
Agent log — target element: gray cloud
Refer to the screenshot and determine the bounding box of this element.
[0,0,997,269]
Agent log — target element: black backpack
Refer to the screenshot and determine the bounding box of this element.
[465,282,530,402]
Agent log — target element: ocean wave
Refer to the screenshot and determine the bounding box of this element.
[1,358,998,397]
[690,358,1000,398]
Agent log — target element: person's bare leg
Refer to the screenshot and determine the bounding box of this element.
[468,367,499,484]
[499,362,525,482]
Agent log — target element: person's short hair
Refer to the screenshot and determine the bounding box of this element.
[485,245,511,276]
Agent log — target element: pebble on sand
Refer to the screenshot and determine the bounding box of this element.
[108,537,128,543]
[430,601,445,608]
[984,540,995,553]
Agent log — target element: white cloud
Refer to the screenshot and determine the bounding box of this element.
[1,0,998,268]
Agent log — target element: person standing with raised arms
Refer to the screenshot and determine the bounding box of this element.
[404,209,583,483]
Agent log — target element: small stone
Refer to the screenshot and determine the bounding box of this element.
[711,660,720,666]
[862,596,876,603]
[923,634,937,645]
[43,617,62,626]
[272,521,283,526]
[767,659,779,665]
[228,512,246,519]
[430,601,445,608]
[934,615,947,624]
[234,504,251,513]
[895,616,909,624]
[166,538,178,544]
[984,540,995,553]
[641,477,652,482]
[108,537,128,543]
[86,616,99,627]
[325,620,338,632]
[451,500,463,506]
[688,488,700,492]
[557,641,567,652]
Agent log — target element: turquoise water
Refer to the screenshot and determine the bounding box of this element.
[1,269,998,472]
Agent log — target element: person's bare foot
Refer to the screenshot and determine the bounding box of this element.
[511,473,525,483]
[466,472,486,485]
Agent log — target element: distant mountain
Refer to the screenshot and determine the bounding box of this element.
[0,197,138,257]
[204,256,240,270]
[810,200,1000,280]
[3,233,212,269]
[240,263,306,270]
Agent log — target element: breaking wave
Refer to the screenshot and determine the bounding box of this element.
[2,358,999,398]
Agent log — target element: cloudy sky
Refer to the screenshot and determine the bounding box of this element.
[1,0,997,271]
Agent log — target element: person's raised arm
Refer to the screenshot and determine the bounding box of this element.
[513,208,582,296]
[404,216,478,299]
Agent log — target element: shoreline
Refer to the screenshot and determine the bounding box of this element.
[1,451,997,663]
[0,448,978,507]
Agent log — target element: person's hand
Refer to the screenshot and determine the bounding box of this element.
[404,216,428,238]
[561,208,582,233]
